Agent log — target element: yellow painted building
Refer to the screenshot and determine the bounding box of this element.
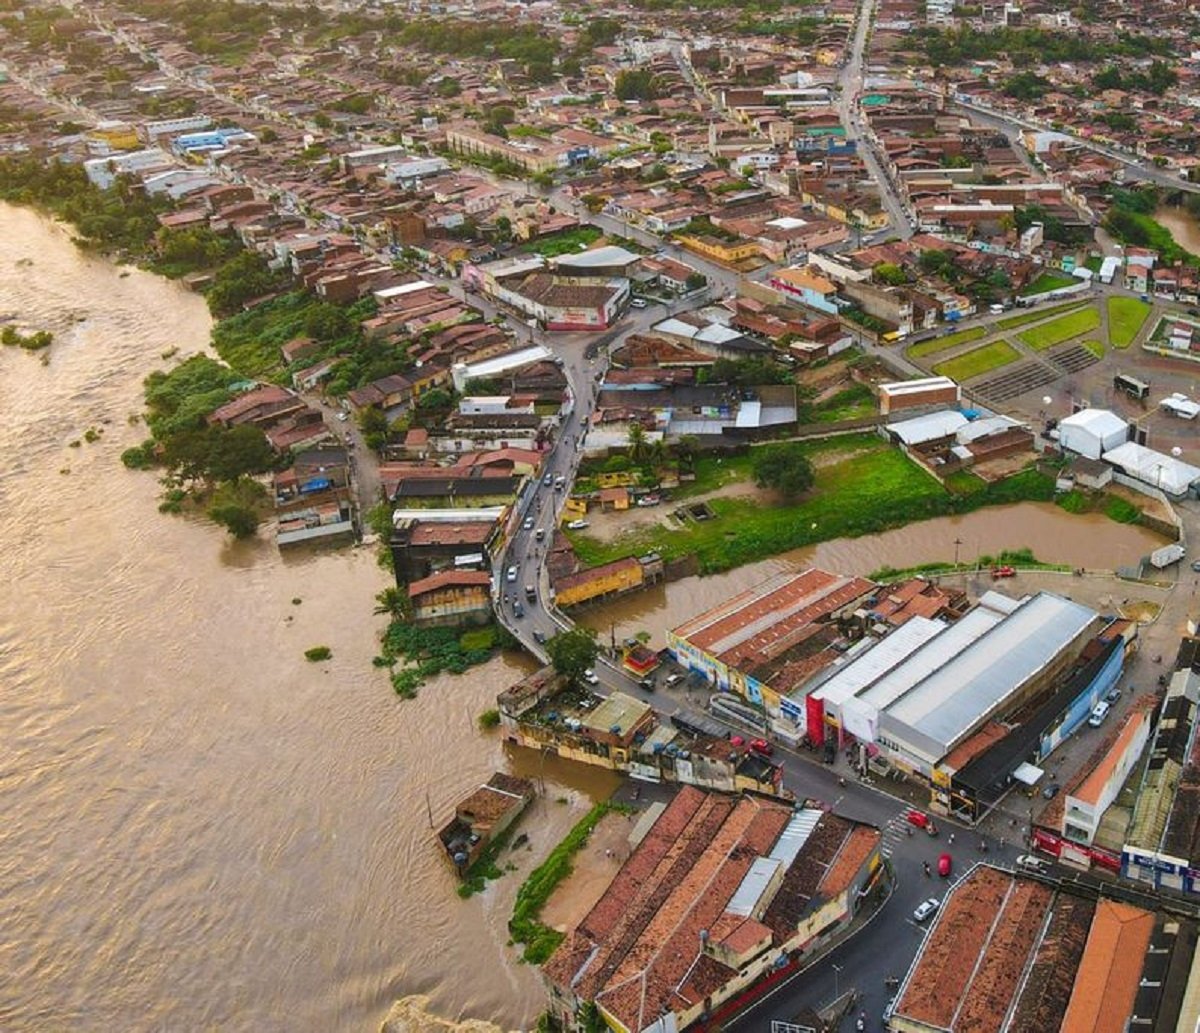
[676,233,762,267]
[553,556,643,608]
[89,122,139,151]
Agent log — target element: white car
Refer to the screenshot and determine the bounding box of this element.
[523,517,534,530]
[566,519,590,530]
[913,898,940,923]
[335,411,350,422]
[583,668,600,685]
[505,566,518,583]
[1015,854,1047,872]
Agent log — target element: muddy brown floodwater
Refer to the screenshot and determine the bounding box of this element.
[580,505,1167,648]
[0,205,620,1033]
[1155,205,1200,256]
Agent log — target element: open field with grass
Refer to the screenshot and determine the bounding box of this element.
[1017,306,1101,350]
[995,300,1089,332]
[1107,296,1151,349]
[1020,271,1078,296]
[932,340,1020,380]
[906,326,987,359]
[565,436,1054,574]
[520,226,602,257]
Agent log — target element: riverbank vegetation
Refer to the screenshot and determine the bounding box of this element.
[869,547,1068,581]
[1104,187,1200,267]
[510,801,615,963]
[374,616,518,698]
[120,355,278,537]
[567,436,1056,575]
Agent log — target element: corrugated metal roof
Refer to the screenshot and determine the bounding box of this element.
[726,856,782,916]
[888,410,969,445]
[885,592,1098,753]
[859,605,1005,710]
[767,807,823,870]
[812,616,947,706]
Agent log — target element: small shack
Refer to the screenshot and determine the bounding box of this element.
[437,773,535,876]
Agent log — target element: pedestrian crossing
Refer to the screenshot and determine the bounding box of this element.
[879,811,914,860]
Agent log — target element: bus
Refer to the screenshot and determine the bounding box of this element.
[1113,373,1150,400]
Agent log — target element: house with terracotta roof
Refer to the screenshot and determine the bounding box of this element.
[408,570,493,627]
[541,787,881,1033]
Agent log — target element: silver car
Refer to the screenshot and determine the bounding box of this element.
[913,898,940,923]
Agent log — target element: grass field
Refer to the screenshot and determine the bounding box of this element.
[1082,339,1105,359]
[1017,306,1102,350]
[932,340,1020,380]
[811,382,878,422]
[1019,270,1078,296]
[906,326,987,359]
[995,300,1089,332]
[1107,296,1151,349]
[566,436,1054,574]
[520,226,602,257]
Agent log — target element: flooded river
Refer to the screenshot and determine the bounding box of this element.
[580,505,1167,649]
[1155,205,1200,256]
[0,205,618,1033]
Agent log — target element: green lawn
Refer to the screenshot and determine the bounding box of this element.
[1019,270,1078,296]
[1084,256,1103,274]
[520,226,602,258]
[1107,296,1151,349]
[671,453,755,499]
[906,326,987,359]
[995,301,1089,332]
[811,382,877,422]
[1082,339,1105,359]
[1017,306,1101,350]
[932,340,1020,380]
[565,436,1054,575]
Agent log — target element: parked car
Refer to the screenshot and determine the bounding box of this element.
[1016,854,1047,871]
[566,519,590,530]
[1088,701,1110,727]
[730,735,746,748]
[635,494,660,507]
[335,411,349,422]
[665,673,683,688]
[1191,559,1200,572]
[991,565,1017,579]
[937,853,952,878]
[913,898,940,922]
[1105,687,1122,705]
[639,677,655,691]
[748,738,773,756]
[505,566,518,583]
[1042,781,1061,799]
[630,297,648,309]
[583,668,600,685]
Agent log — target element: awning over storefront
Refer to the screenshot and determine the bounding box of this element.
[1013,761,1044,785]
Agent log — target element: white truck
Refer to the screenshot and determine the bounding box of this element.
[1150,543,1186,569]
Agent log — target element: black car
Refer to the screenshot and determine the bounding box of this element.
[1105,687,1122,705]
[532,629,546,644]
[639,677,655,691]
[1042,782,1060,800]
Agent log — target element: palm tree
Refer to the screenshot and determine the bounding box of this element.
[627,422,647,463]
[373,586,411,622]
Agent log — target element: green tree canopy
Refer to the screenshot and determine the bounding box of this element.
[752,444,815,500]
[545,626,600,683]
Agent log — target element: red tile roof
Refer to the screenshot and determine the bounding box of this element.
[408,570,491,598]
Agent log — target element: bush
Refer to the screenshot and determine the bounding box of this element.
[478,708,501,730]
[305,646,332,662]
[1105,496,1141,524]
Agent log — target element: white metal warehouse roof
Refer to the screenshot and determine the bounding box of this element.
[810,616,947,707]
[1102,441,1200,497]
[888,410,968,446]
[883,592,1098,755]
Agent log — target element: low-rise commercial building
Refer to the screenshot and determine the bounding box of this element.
[542,786,882,1033]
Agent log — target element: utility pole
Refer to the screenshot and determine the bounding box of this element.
[954,537,963,567]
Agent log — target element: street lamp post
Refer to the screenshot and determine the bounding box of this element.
[832,962,843,1000]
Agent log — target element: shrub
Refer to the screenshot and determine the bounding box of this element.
[478,708,501,730]
[304,646,332,662]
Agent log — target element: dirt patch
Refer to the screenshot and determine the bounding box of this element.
[539,810,635,933]
[578,480,773,544]
[809,441,878,469]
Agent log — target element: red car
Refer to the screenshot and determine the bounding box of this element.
[748,738,774,756]
[937,853,953,878]
[991,566,1016,579]
[729,735,746,748]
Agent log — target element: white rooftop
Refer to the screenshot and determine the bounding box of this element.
[1059,408,1128,438]
[888,409,969,446]
[1161,394,1200,420]
[810,616,947,707]
[553,245,640,269]
[879,376,958,397]
[454,345,553,379]
[1102,441,1200,497]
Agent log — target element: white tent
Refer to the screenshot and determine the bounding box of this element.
[1102,441,1200,497]
[1058,408,1129,460]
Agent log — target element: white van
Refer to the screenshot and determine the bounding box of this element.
[1088,701,1110,727]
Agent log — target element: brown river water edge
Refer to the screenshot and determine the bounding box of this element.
[0,202,1169,1032]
